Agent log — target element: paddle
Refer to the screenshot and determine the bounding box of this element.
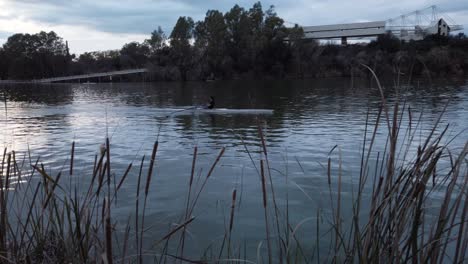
[165,106,199,118]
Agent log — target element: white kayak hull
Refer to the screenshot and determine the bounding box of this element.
[159,108,274,115]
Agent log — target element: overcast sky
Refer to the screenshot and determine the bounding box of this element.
[0,0,467,54]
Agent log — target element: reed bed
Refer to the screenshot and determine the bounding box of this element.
[0,86,466,263]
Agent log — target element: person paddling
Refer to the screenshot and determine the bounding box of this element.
[206,96,215,109]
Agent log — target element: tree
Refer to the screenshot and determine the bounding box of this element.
[260,5,290,75]
[455,32,466,39]
[2,33,34,57]
[263,5,287,41]
[224,5,248,72]
[145,26,166,55]
[72,50,121,74]
[195,10,229,78]
[170,17,194,49]
[223,3,263,73]
[248,2,264,36]
[35,31,67,55]
[369,32,401,53]
[75,52,96,73]
[225,4,244,43]
[169,16,195,80]
[0,48,8,79]
[120,42,150,68]
[1,31,70,79]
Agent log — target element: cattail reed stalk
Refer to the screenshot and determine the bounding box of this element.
[145,141,158,197]
[5,153,10,194]
[451,151,468,264]
[334,148,342,260]
[70,141,75,176]
[42,172,61,209]
[186,146,198,216]
[361,106,382,190]
[104,197,113,264]
[358,108,369,196]
[155,217,195,245]
[227,189,237,258]
[79,152,104,214]
[89,151,106,194]
[121,217,131,264]
[96,162,107,197]
[352,108,374,262]
[32,164,56,199]
[258,125,282,259]
[1,148,5,176]
[116,163,132,192]
[360,64,391,132]
[386,102,399,190]
[12,150,20,190]
[139,140,158,264]
[326,151,337,237]
[454,190,467,264]
[426,143,467,263]
[15,156,39,233]
[218,230,227,260]
[0,153,7,257]
[106,138,111,199]
[101,193,106,226]
[18,182,41,249]
[179,146,197,259]
[0,148,4,248]
[70,190,87,263]
[135,155,145,263]
[93,154,97,173]
[188,147,225,217]
[260,160,272,264]
[285,162,290,260]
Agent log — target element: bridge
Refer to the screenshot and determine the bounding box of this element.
[302,21,386,44]
[298,5,463,44]
[385,5,463,41]
[35,68,148,83]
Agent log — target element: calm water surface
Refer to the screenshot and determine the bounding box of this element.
[1,78,467,257]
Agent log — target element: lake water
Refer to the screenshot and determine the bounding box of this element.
[1,78,467,259]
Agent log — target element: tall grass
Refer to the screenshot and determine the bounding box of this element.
[0,86,466,263]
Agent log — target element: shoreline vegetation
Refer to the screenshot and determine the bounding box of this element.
[1,2,468,82]
[0,72,467,263]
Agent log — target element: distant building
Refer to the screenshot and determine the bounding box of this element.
[429,18,451,36]
[398,18,451,41]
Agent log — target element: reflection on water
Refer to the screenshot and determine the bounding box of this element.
[1,78,467,256]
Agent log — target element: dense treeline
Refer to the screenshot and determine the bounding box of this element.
[1,2,468,81]
[0,31,71,80]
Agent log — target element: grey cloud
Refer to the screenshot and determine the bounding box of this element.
[6,0,199,34]
[4,0,468,35]
[5,0,280,34]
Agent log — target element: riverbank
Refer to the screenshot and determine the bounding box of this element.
[1,2,468,83]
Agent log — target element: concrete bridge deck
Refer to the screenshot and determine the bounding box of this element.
[35,68,148,83]
[301,21,387,44]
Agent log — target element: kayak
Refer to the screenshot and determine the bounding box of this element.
[158,107,274,115]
